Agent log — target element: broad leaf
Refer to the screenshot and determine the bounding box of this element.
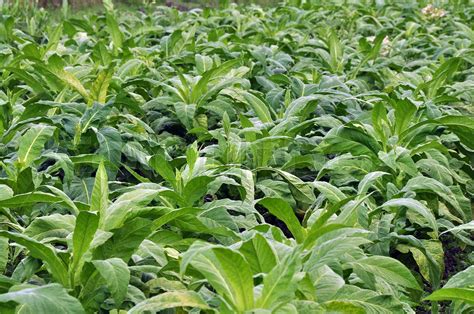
[72,212,99,278]
[0,284,84,313]
[128,291,209,313]
[350,256,421,290]
[92,258,130,306]
[0,231,68,286]
[17,125,55,170]
[258,198,305,243]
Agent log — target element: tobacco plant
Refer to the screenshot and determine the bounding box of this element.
[0,0,472,313]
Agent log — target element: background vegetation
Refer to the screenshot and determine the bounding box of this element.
[3,0,280,9]
[0,0,472,313]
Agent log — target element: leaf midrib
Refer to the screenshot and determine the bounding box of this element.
[20,126,47,165]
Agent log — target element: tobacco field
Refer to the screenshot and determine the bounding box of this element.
[0,0,473,313]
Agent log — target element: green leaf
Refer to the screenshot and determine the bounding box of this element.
[402,176,471,222]
[103,0,114,11]
[0,283,85,313]
[425,266,474,303]
[195,54,213,74]
[102,186,163,230]
[95,127,123,166]
[44,185,79,215]
[92,258,130,306]
[80,103,113,133]
[0,184,13,201]
[305,235,371,272]
[436,115,474,150]
[392,98,417,137]
[4,67,46,94]
[90,65,114,104]
[313,181,346,203]
[240,169,255,204]
[416,159,453,186]
[309,197,356,232]
[304,224,348,250]
[258,198,305,243]
[188,246,254,311]
[334,195,370,227]
[211,247,254,311]
[17,124,56,170]
[174,102,196,130]
[180,241,212,276]
[106,12,123,52]
[149,153,176,188]
[350,256,421,290]
[323,300,365,314]
[320,124,381,157]
[424,288,474,303]
[444,265,474,288]
[420,57,462,99]
[327,29,343,73]
[72,212,99,279]
[405,240,444,284]
[267,168,315,204]
[283,95,320,119]
[24,214,75,241]
[441,221,474,235]
[357,172,389,195]
[128,291,210,313]
[324,298,397,314]
[379,198,438,236]
[0,237,9,273]
[152,207,201,229]
[0,192,62,208]
[250,136,292,167]
[44,55,90,101]
[311,265,345,302]
[0,231,68,287]
[366,32,387,60]
[192,58,241,104]
[371,102,389,144]
[241,92,273,123]
[91,161,108,217]
[182,176,214,206]
[92,217,152,261]
[256,250,301,309]
[239,233,277,273]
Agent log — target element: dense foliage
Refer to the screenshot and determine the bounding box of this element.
[0,0,473,313]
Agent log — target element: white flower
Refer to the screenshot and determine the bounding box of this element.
[367,35,391,57]
[56,42,68,55]
[381,37,391,56]
[421,4,447,18]
[436,9,447,17]
[74,32,89,45]
[421,4,434,15]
